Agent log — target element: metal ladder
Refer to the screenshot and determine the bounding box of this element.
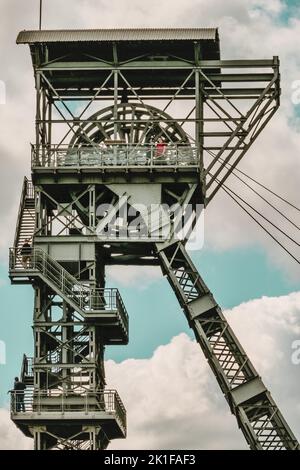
[156,241,300,450]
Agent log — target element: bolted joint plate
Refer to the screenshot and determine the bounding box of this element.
[230,377,266,407]
[188,293,217,319]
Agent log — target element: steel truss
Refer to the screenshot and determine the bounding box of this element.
[9,243,128,449]
[11,29,298,450]
[31,45,280,205]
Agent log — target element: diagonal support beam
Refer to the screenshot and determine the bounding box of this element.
[156,240,300,450]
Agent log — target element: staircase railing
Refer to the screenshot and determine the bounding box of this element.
[9,247,128,331]
[20,354,34,385]
[13,177,34,249]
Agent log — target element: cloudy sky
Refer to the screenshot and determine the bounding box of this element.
[0,0,300,450]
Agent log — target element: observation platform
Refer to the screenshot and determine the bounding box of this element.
[10,389,126,440]
[31,144,202,185]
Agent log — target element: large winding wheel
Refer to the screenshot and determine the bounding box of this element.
[69,103,190,147]
[68,103,196,245]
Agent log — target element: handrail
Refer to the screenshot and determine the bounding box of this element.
[31,144,199,169]
[10,389,126,435]
[9,247,128,330]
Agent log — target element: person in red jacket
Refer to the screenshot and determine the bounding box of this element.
[155,137,167,161]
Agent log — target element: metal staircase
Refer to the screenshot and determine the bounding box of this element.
[9,247,128,342]
[157,241,300,450]
[20,354,34,387]
[13,178,35,268]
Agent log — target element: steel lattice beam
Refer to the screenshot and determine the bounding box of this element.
[156,241,299,450]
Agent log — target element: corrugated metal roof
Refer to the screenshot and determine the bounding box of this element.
[17,28,218,44]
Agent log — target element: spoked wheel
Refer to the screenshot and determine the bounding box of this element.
[68,103,195,234]
[69,103,190,147]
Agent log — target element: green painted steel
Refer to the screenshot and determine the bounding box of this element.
[9,28,298,450]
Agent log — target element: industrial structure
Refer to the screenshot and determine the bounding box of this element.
[8,28,300,450]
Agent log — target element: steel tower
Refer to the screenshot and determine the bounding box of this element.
[9,28,299,450]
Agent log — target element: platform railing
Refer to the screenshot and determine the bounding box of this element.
[9,247,128,331]
[31,144,199,169]
[10,389,126,434]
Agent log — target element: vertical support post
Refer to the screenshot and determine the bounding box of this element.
[41,86,47,164]
[89,185,96,232]
[113,43,119,148]
[61,301,68,393]
[194,42,204,173]
[35,187,42,234]
[34,292,39,391]
[114,70,118,141]
[36,72,41,160]
[48,95,52,164]
[34,430,41,450]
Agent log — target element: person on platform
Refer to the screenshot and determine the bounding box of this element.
[20,239,32,268]
[155,137,167,163]
[13,377,26,412]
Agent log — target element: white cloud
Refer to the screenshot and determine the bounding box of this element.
[106,333,245,450]
[106,291,300,449]
[1,291,300,450]
[107,265,162,287]
[0,408,32,450]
